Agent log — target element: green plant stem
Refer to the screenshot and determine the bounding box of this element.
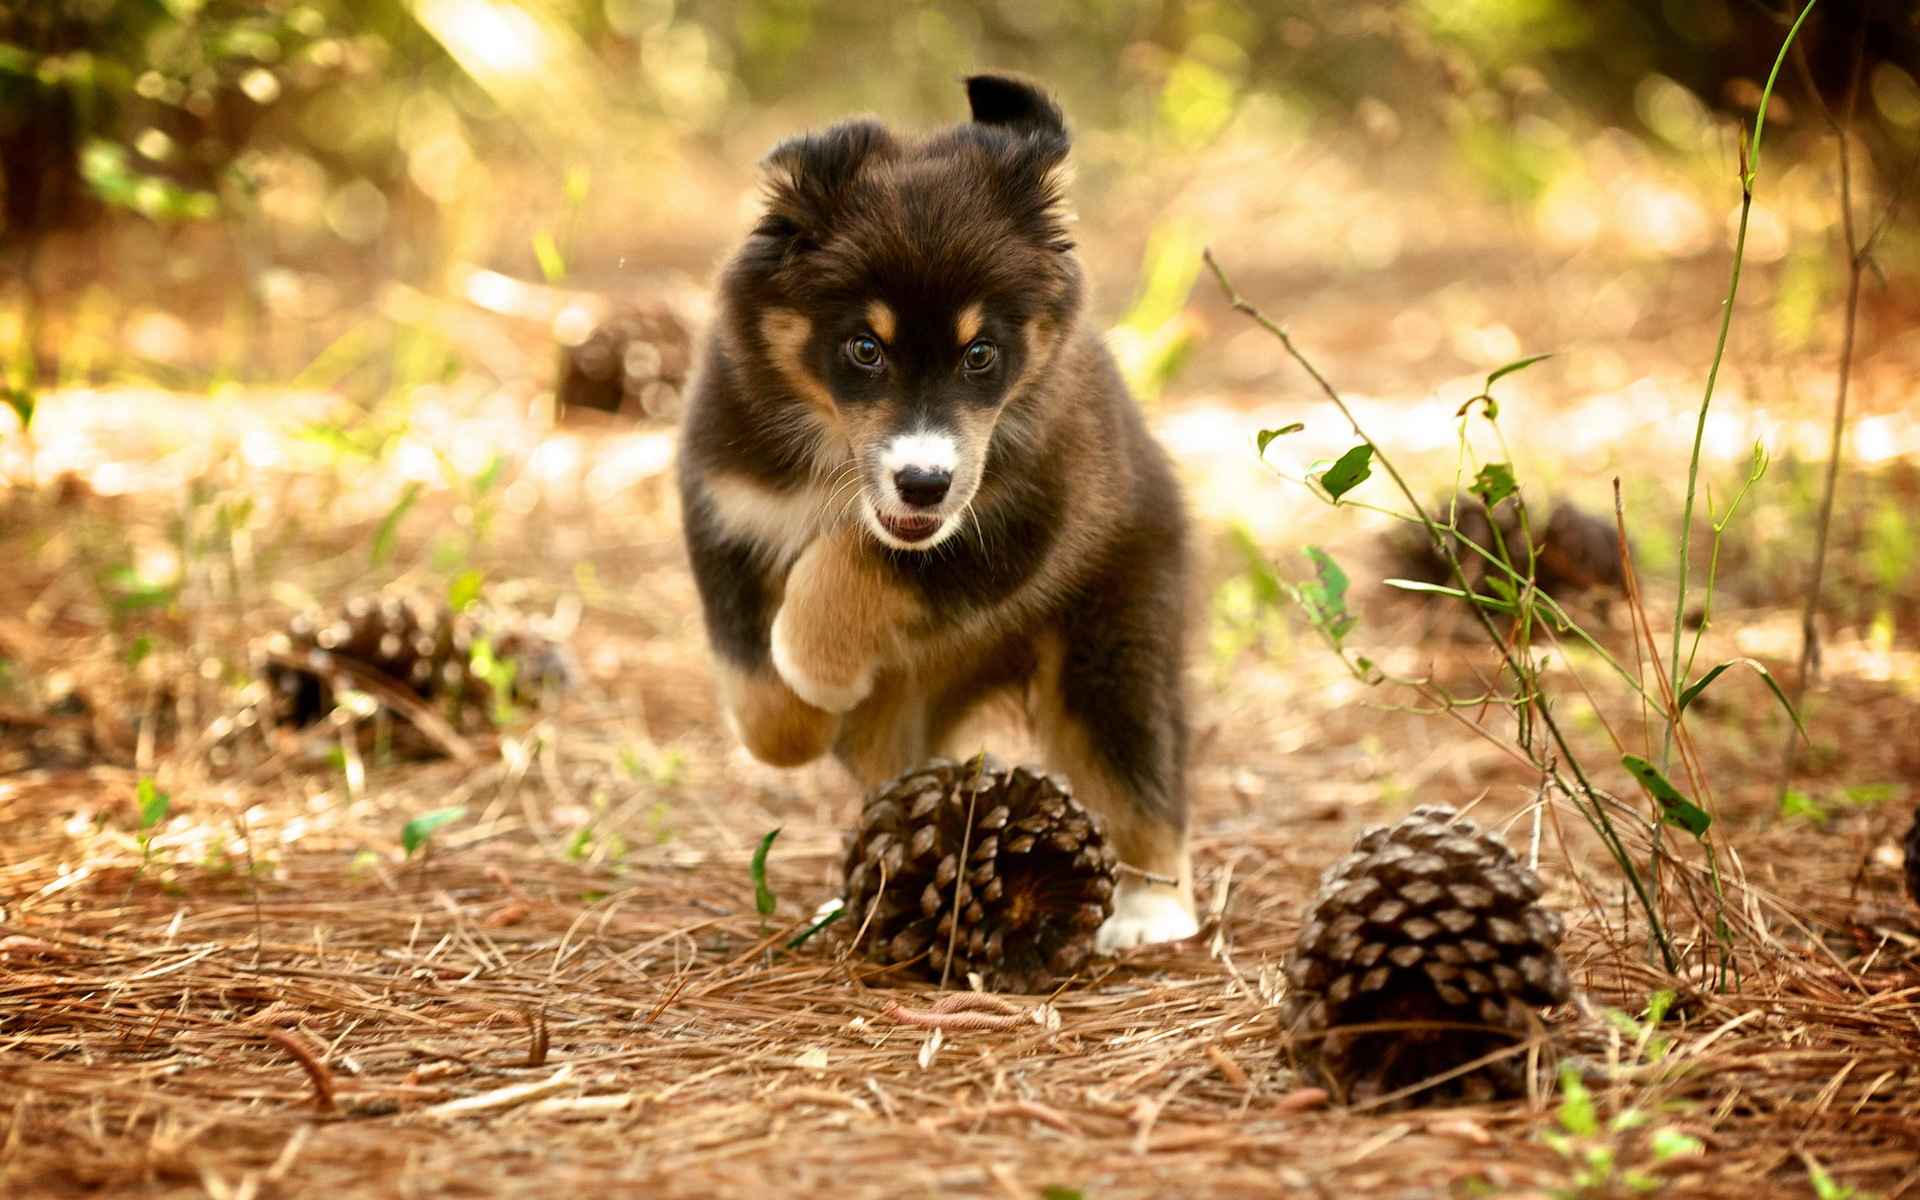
[1204,250,1677,972]
[1666,0,1820,767]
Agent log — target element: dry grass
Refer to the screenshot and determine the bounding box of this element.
[1,391,1918,1200]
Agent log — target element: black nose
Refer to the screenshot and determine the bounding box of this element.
[893,465,951,509]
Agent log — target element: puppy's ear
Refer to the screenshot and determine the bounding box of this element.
[965,74,1066,141]
[964,75,1074,251]
[755,118,892,249]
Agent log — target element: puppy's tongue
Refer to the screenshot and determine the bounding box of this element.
[880,512,941,543]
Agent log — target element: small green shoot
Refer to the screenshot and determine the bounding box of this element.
[1807,1158,1868,1200]
[1041,1189,1084,1200]
[447,568,486,612]
[401,807,466,857]
[785,905,843,950]
[370,482,422,568]
[750,827,780,925]
[468,638,520,725]
[1779,790,1828,824]
[532,228,567,283]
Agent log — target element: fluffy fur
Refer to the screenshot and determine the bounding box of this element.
[677,75,1197,950]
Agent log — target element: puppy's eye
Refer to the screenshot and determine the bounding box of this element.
[962,340,998,372]
[846,335,884,369]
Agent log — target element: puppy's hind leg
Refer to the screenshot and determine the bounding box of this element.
[1031,633,1196,952]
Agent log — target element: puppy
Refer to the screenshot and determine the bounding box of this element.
[677,74,1197,950]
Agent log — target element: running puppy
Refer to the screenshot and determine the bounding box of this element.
[677,75,1196,949]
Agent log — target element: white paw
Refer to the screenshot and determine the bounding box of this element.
[1095,888,1199,953]
[769,607,870,714]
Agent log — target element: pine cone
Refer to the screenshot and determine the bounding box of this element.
[841,754,1116,993]
[556,298,691,421]
[1282,804,1572,1107]
[1388,499,1624,601]
[256,595,569,733]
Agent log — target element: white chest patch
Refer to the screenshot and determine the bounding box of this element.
[702,472,833,565]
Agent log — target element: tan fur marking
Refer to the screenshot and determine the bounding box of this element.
[956,303,982,345]
[866,301,896,344]
[772,523,923,712]
[716,660,841,767]
[760,308,838,421]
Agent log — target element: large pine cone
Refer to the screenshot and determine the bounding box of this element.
[841,754,1116,994]
[1282,804,1573,1107]
[256,595,568,732]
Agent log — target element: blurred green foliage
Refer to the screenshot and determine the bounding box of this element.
[0,0,1914,387]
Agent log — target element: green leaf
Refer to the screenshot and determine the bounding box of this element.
[1255,423,1304,457]
[1382,578,1520,614]
[751,827,780,918]
[125,633,153,666]
[1843,783,1898,805]
[1651,1128,1704,1162]
[532,229,567,283]
[1469,462,1517,508]
[447,568,485,613]
[1779,790,1828,824]
[1315,444,1373,501]
[370,482,422,568]
[1807,1161,1856,1200]
[401,807,466,856]
[1620,755,1712,837]
[1675,657,1808,744]
[1644,989,1675,1026]
[136,777,170,831]
[1556,1063,1598,1138]
[470,453,509,499]
[1041,1189,1085,1200]
[1297,547,1356,644]
[785,905,844,950]
[2,386,33,430]
[1484,351,1557,388]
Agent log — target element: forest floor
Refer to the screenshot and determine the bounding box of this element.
[2,165,1920,1197]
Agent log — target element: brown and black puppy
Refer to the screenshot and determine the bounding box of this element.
[677,75,1196,949]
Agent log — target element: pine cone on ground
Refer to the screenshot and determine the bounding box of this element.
[840,754,1116,993]
[256,594,569,734]
[556,298,691,422]
[1389,499,1624,601]
[1282,804,1573,1108]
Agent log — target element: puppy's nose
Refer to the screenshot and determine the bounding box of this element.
[893,465,951,509]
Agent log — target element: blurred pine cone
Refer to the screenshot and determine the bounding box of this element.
[1282,804,1572,1107]
[1389,499,1624,601]
[841,754,1116,993]
[555,297,691,422]
[255,594,569,733]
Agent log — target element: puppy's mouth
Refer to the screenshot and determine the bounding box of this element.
[876,511,943,543]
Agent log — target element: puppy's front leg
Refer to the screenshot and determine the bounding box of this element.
[770,524,918,713]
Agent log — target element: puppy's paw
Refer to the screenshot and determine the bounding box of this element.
[769,604,872,714]
[1095,887,1199,953]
